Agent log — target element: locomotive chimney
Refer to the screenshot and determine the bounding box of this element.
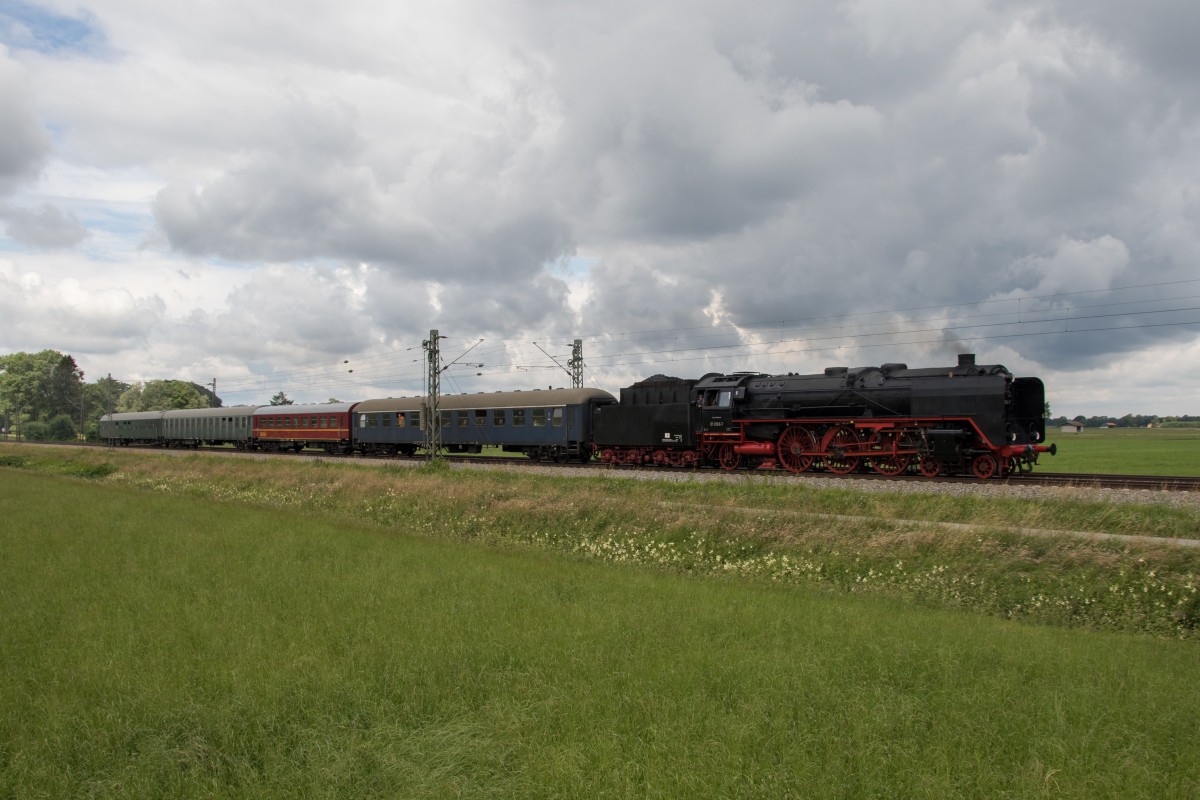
[958,353,976,367]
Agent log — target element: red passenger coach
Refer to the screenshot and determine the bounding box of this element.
[252,402,359,454]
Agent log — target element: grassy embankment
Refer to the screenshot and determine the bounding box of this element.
[2,444,1200,796]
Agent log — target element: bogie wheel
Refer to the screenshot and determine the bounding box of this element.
[718,444,741,471]
[918,457,941,478]
[971,453,999,480]
[822,426,863,475]
[777,426,816,473]
[867,431,910,476]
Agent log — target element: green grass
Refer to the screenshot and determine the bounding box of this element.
[4,444,1200,639]
[1041,426,1200,476]
[3,469,1200,798]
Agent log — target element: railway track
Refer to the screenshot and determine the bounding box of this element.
[16,441,1200,493]
[1009,472,1200,492]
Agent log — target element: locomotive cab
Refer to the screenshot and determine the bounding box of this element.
[695,374,755,433]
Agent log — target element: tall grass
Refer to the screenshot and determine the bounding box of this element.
[3,469,1200,797]
[3,443,1199,638]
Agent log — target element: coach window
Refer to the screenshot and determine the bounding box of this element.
[532,408,546,427]
[396,413,405,428]
[493,409,506,427]
[368,414,378,428]
[475,409,487,426]
[458,412,468,428]
[381,413,391,428]
[552,408,564,427]
[512,408,525,426]
[412,411,422,430]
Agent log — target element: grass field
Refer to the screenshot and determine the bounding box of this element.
[1041,426,1200,476]
[3,466,1199,798]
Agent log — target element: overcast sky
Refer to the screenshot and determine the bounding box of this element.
[1,0,1198,416]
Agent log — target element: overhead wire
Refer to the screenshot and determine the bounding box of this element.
[208,277,1200,402]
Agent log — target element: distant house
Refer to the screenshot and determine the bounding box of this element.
[1060,421,1084,433]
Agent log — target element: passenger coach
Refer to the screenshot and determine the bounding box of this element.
[162,406,256,448]
[99,410,164,445]
[251,402,359,453]
[354,388,616,461]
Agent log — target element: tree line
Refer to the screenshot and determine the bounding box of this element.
[0,350,221,442]
[1049,414,1200,429]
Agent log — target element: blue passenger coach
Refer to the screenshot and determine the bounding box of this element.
[353,388,616,461]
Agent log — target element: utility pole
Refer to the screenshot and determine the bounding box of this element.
[423,329,442,459]
[533,339,584,388]
[569,339,583,389]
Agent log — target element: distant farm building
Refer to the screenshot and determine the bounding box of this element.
[1060,421,1084,433]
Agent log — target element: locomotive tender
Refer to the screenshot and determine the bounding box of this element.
[98,353,1054,478]
[593,354,1055,478]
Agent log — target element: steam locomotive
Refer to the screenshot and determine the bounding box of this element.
[593,354,1055,478]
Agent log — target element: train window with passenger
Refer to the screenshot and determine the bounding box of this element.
[493,409,506,427]
[457,413,468,428]
[396,413,405,428]
[552,408,564,427]
[513,409,525,426]
[533,408,546,427]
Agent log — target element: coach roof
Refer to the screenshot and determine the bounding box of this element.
[253,402,358,415]
[354,387,615,414]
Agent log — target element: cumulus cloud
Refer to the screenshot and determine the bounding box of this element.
[0,0,1197,414]
[0,45,50,192]
[0,259,162,353]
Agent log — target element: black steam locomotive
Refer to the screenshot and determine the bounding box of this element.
[593,354,1055,478]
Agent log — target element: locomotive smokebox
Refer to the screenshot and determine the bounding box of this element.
[958,353,976,367]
